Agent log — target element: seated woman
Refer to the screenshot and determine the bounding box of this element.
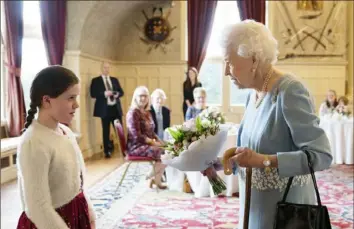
[185,87,207,120]
[126,86,167,189]
[319,89,338,116]
[336,96,351,115]
[150,89,171,140]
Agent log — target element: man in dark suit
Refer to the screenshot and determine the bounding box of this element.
[90,62,124,158]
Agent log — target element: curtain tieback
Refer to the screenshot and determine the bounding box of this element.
[4,62,21,76]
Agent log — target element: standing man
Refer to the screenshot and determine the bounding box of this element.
[90,62,124,158]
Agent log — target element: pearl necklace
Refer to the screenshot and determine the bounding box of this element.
[255,68,274,108]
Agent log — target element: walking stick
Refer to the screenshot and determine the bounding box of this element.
[243,167,252,229]
[223,148,252,229]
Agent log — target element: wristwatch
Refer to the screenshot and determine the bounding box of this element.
[263,155,271,174]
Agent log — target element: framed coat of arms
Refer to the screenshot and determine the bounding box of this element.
[135,7,177,54]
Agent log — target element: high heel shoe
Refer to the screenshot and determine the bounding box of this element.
[149,179,167,190]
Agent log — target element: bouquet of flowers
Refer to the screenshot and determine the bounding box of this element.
[161,107,229,195]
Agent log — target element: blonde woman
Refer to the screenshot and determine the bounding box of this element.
[126,86,167,189]
[150,89,171,140]
[185,87,207,120]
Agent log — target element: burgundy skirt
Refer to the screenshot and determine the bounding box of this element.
[17,192,91,229]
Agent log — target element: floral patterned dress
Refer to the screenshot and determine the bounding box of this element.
[126,108,164,160]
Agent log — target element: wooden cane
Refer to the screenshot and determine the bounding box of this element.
[243,167,252,229]
[223,148,252,229]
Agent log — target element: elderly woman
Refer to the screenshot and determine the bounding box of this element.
[150,89,171,140]
[205,20,332,228]
[319,89,338,116]
[126,86,167,189]
[185,87,207,120]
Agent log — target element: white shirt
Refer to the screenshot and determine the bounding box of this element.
[17,120,96,229]
[153,105,164,139]
[101,75,116,106]
[319,102,334,117]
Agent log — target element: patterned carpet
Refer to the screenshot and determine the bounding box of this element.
[89,164,353,229]
[88,162,152,228]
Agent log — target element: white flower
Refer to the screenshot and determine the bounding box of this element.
[182,140,189,147]
[209,106,219,113]
[191,136,197,142]
[174,125,182,130]
[181,125,191,131]
[190,125,197,132]
[182,119,196,131]
[201,119,211,128]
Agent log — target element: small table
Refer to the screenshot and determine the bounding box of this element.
[319,117,353,164]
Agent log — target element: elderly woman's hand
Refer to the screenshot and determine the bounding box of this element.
[230,147,264,168]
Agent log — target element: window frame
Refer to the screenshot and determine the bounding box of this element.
[199,57,247,112]
[198,0,248,116]
[21,1,48,110]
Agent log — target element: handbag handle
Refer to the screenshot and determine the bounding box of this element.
[281,150,322,206]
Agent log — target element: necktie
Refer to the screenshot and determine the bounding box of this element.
[104,76,113,91]
[104,76,114,102]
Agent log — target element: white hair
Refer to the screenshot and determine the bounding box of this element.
[151,88,167,100]
[221,20,279,65]
[193,87,207,98]
[130,86,151,110]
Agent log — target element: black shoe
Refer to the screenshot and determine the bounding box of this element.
[108,140,114,151]
[105,152,112,158]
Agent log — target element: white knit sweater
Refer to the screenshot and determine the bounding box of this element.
[17,120,96,229]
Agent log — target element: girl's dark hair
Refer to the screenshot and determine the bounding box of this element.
[183,67,199,91]
[338,96,349,105]
[22,65,79,133]
[325,89,338,108]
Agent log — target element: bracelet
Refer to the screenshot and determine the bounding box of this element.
[263,155,271,174]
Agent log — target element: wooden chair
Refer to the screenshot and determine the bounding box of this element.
[114,120,158,192]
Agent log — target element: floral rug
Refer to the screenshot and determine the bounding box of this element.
[88,162,152,228]
[89,164,353,229]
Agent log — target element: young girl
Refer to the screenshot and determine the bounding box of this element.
[336,96,351,116]
[16,66,96,229]
[319,89,338,116]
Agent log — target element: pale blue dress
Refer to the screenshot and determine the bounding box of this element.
[233,75,332,229]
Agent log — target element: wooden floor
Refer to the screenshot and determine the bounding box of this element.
[1,151,125,229]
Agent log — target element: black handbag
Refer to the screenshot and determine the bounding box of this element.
[273,150,332,229]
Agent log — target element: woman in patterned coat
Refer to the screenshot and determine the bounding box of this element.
[126,86,167,189]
